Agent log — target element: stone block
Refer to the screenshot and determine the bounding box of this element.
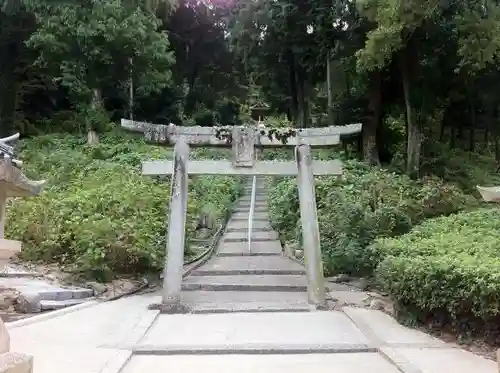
[0,319,9,354]
[0,353,33,373]
[15,293,41,314]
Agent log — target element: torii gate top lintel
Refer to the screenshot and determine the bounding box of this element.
[120,119,362,148]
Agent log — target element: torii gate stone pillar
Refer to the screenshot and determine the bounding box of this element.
[121,119,362,313]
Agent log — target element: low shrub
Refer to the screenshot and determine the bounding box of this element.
[407,141,500,196]
[268,159,476,276]
[374,208,500,340]
[7,132,242,280]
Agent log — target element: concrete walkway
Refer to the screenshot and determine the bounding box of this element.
[7,178,498,372]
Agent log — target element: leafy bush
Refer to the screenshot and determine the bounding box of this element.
[375,208,500,339]
[192,108,218,126]
[391,140,500,195]
[7,132,242,280]
[268,159,476,276]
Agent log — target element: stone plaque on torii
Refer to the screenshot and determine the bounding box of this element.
[121,119,362,312]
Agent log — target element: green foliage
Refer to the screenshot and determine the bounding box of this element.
[26,0,174,108]
[375,208,500,339]
[420,142,500,195]
[192,108,218,127]
[268,159,476,276]
[7,132,242,280]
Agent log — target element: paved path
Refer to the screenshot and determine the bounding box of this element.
[7,178,498,372]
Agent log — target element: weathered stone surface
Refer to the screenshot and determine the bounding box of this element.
[327,274,350,283]
[9,294,160,347]
[235,200,267,207]
[179,291,311,313]
[238,196,267,203]
[86,282,107,296]
[295,143,325,308]
[217,241,282,256]
[0,352,33,373]
[232,127,255,167]
[231,211,269,220]
[143,160,342,176]
[122,119,362,147]
[161,139,189,306]
[0,158,46,198]
[7,346,130,373]
[15,293,41,314]
[182,274,308,292]
[0,289,18,312]
[343,307,445,347]
[380,347,497,373]
[226,219,272,232]
[190,256,305,276]
[122,353,401,373]
[326,291,370,308]
[223,230,278,242]
[0,278,93,301]
[40,299,87,311]
[0,319,9,354]
[233,206,268,213]
[138,311,372,352]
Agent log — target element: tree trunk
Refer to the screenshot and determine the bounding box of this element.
[287,50,299,126]
[468,94,476,152]
[128,57,134,120]
[401,46,421,178]
[87,88,102,145]
[450,122,456,149]
[363,70,381,165]
[0,72,19,137]
[439,116,446,142]
[295,64,309,128]
[184,64,199,116]
[327,56,335,125]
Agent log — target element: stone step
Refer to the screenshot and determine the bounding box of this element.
[232,211,269,221]
[242,193,266,198]
[40,298,88,311]
[0,353,34,373]
[190,269,303,276]
[223,231,278,242]
[0,265,41,278]
[176,291,311,313]
[190,256,305,276]
[243,185,266,189]
[2,278,94,301]
[226,220,272,232]
[37,288,93,301]
[236,199,267,206]
[238,201,267,207]
[123,353,399,372]
[133,311,373,355]
[238,193,268,202]
[217,241,282,256]
[233,206,268,213]
[182,275,307,292]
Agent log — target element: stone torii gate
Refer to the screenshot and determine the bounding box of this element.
[121,119,362,312]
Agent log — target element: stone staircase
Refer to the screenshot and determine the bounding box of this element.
[178,177,314,313]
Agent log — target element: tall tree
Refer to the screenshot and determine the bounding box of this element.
[26,0,174,143]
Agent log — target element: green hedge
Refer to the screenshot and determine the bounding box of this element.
[7,132,243,280]
[268,159,477,276]
[374,208,500,337]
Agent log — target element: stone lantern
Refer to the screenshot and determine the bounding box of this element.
[0,132,45,373]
